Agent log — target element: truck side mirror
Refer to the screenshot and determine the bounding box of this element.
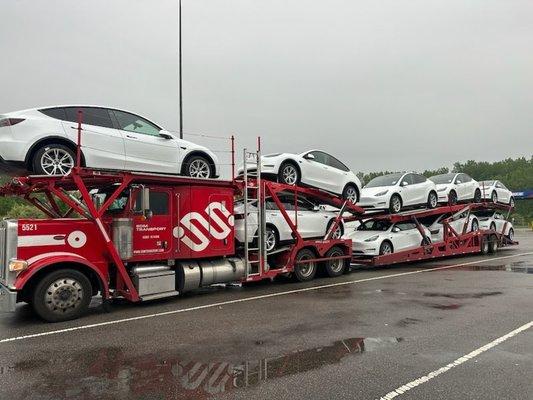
[141,187,151,219]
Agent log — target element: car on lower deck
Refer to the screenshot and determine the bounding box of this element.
[358,172,438,213]
[237,150,362,204]
[0,106,219,178]
[425,211,479,242]
[473,210,514,240]
[346,219,432,256]
[234,194,344,252]
[429,173,481,204]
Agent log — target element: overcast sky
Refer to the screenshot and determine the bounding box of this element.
[1,0,532,177]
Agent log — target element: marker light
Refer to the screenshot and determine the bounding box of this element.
[8,259,28,273]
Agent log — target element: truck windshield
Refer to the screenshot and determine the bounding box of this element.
[93,191,130,212]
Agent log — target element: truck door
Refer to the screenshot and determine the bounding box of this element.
[132,189,173,260]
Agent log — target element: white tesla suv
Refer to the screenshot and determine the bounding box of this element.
[234,194,344,252]
[359,172,438,213]
[429,173,481,204]
[426,211,479,242]
[473,210,514,239]
[347,219,432,256]
[238,150,362,203]
[0,106,219,178]
[479,180,514,207]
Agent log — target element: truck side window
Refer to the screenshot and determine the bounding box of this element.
[150,192,169,215]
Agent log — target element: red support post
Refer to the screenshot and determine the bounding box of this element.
[231,135,235,181]
[76,110,83,169]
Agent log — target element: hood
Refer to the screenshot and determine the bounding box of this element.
[361,186,392,196]
[435,184,451,191]
[345,230,383,241]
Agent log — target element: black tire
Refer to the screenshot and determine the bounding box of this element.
[471,218,479,232]
[33,144,76,175]
[473,189,481,203]
[509,197,515,208]
[278,162,300,185]
[448,190,458,205]
[427,191,438,209]
[488,234,498,254]
[490,222,496,231]
[32,269,92,322]
[342,184,359,204]
[421,237,432,246]
[481,237,490,254]
[327,220,344,239]
[182,155,213,178]
[324,246,347,277]
[491,191,498,203]
[264,225,278,252]
[389,194,402,214]
[507,228,514,241]
[293,248,317,282]
[379,241,394,255]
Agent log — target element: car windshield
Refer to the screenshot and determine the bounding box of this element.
[480,180,494,186]
[429,173,455,184]
[357,219,391,231]
[365,173,403,188]
[473,210,494,218]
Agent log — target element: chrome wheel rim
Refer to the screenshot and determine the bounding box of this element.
[345,187,357,203]
[429,193,437,208]
[40,148,74,175]
[189,159,210,178]
[297,254,315,278]
[381,243,392,255]
[44,278,84,314]
[328,250,344,273]
[282,165,298,185]
[265,229,276,252]
[509,229,514,240]
[331,226,342,239]
[391,197,401,213]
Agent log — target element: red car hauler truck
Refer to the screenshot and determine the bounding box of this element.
[0,161,359,322]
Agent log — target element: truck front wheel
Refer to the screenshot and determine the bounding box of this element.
[32,269,92,322]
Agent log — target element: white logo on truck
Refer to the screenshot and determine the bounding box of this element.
[174,202,234,252]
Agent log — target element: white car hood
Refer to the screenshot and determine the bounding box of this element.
[346,230,383,241]
[435,184,451,191]
[361,186,392,196]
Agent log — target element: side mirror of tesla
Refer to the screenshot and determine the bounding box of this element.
[159,130,173,139]
[313,205,320,211]
[456,180,462,184]
[401,181,409,187]
[304,153,315,160]
[392,226,400,233]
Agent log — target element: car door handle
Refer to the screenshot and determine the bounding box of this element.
[126,135,137,139]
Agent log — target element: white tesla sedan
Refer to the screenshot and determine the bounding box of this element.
[0,106,219,178]
[234,194,344,252]
[473,210,514,239]
[426,211,479,242]
[479,180,515,207]
[347,219,432,256]
[429,173,481,204]
[238,150,362,203]
[359,172,438,213]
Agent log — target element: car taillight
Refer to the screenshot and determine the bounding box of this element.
[0,118,25,127]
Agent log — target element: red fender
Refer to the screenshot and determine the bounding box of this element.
[14,252,109,297]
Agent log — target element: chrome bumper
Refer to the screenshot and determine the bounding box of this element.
[0,283,17,313]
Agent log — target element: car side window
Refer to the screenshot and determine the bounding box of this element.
[412,174,426,184]
[495,182,503,189]
[395,222,416,231]
[461,174,471,183]
[308,151,329,165]
[402,174,414,185]
[327,154,350,171]
[65,107,114,129]
[112,110,161,136]
[297,198,315,211]
[39,107,67,121]
[265,199,279,210]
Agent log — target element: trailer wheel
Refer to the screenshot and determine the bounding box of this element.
[32,269,92,322]
[324,246,347,277]
[481,237,490,255]
[294,249,317,282]
[488,234,498,254]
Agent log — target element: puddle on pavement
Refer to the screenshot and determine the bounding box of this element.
[423,291,503,299]
[6,336,401,399]
[455,261,533,274]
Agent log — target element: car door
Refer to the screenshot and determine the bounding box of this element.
[295,197,328,237]
[399,174,416,206]
[325,153,352,194]
[496,182,511,203]
[391,222,418,251]
[300,151,334,191]
[454,174,467,200]
[111,109,179,173]
[493,212,506,233]
[413,174,431,204]
[62,107,126,170]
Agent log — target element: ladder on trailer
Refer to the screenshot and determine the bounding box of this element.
[242,148,267,278]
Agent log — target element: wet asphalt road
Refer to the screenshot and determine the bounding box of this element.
[0,231,532,400]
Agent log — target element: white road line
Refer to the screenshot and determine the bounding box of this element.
[0,252,531,344]
[378,321,533,400]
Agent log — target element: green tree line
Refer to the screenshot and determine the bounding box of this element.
[1,156,532,223]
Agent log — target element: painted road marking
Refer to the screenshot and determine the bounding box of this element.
[378,321,533,399]
[0,252,531,344]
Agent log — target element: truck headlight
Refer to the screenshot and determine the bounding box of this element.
[364,235,379,242]
[8,259,28,273]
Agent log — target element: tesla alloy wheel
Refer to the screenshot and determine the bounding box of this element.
[278,162,300,185]
[379,241,393,255]
[342,185,359,203]
[34,144,75,175]
[427,191,438,209]
[265,226,278,252]
[389,194,402,214]
[186,156,212,179]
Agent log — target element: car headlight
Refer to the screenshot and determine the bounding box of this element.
[375,190,388,196]
[437,187,447,192]
[364,235,379,242]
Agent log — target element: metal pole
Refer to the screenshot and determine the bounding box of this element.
[76,110,83,168]
[179,0,183,139]
[231,135,235,181]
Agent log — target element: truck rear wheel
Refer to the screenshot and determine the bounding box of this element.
[324,246,347,277]
[488,234,499,254]
[32,269,92,322]
[294,248,317,282]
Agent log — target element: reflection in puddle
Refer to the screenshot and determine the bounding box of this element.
[457,261,533,273]
[12,337,401,399]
